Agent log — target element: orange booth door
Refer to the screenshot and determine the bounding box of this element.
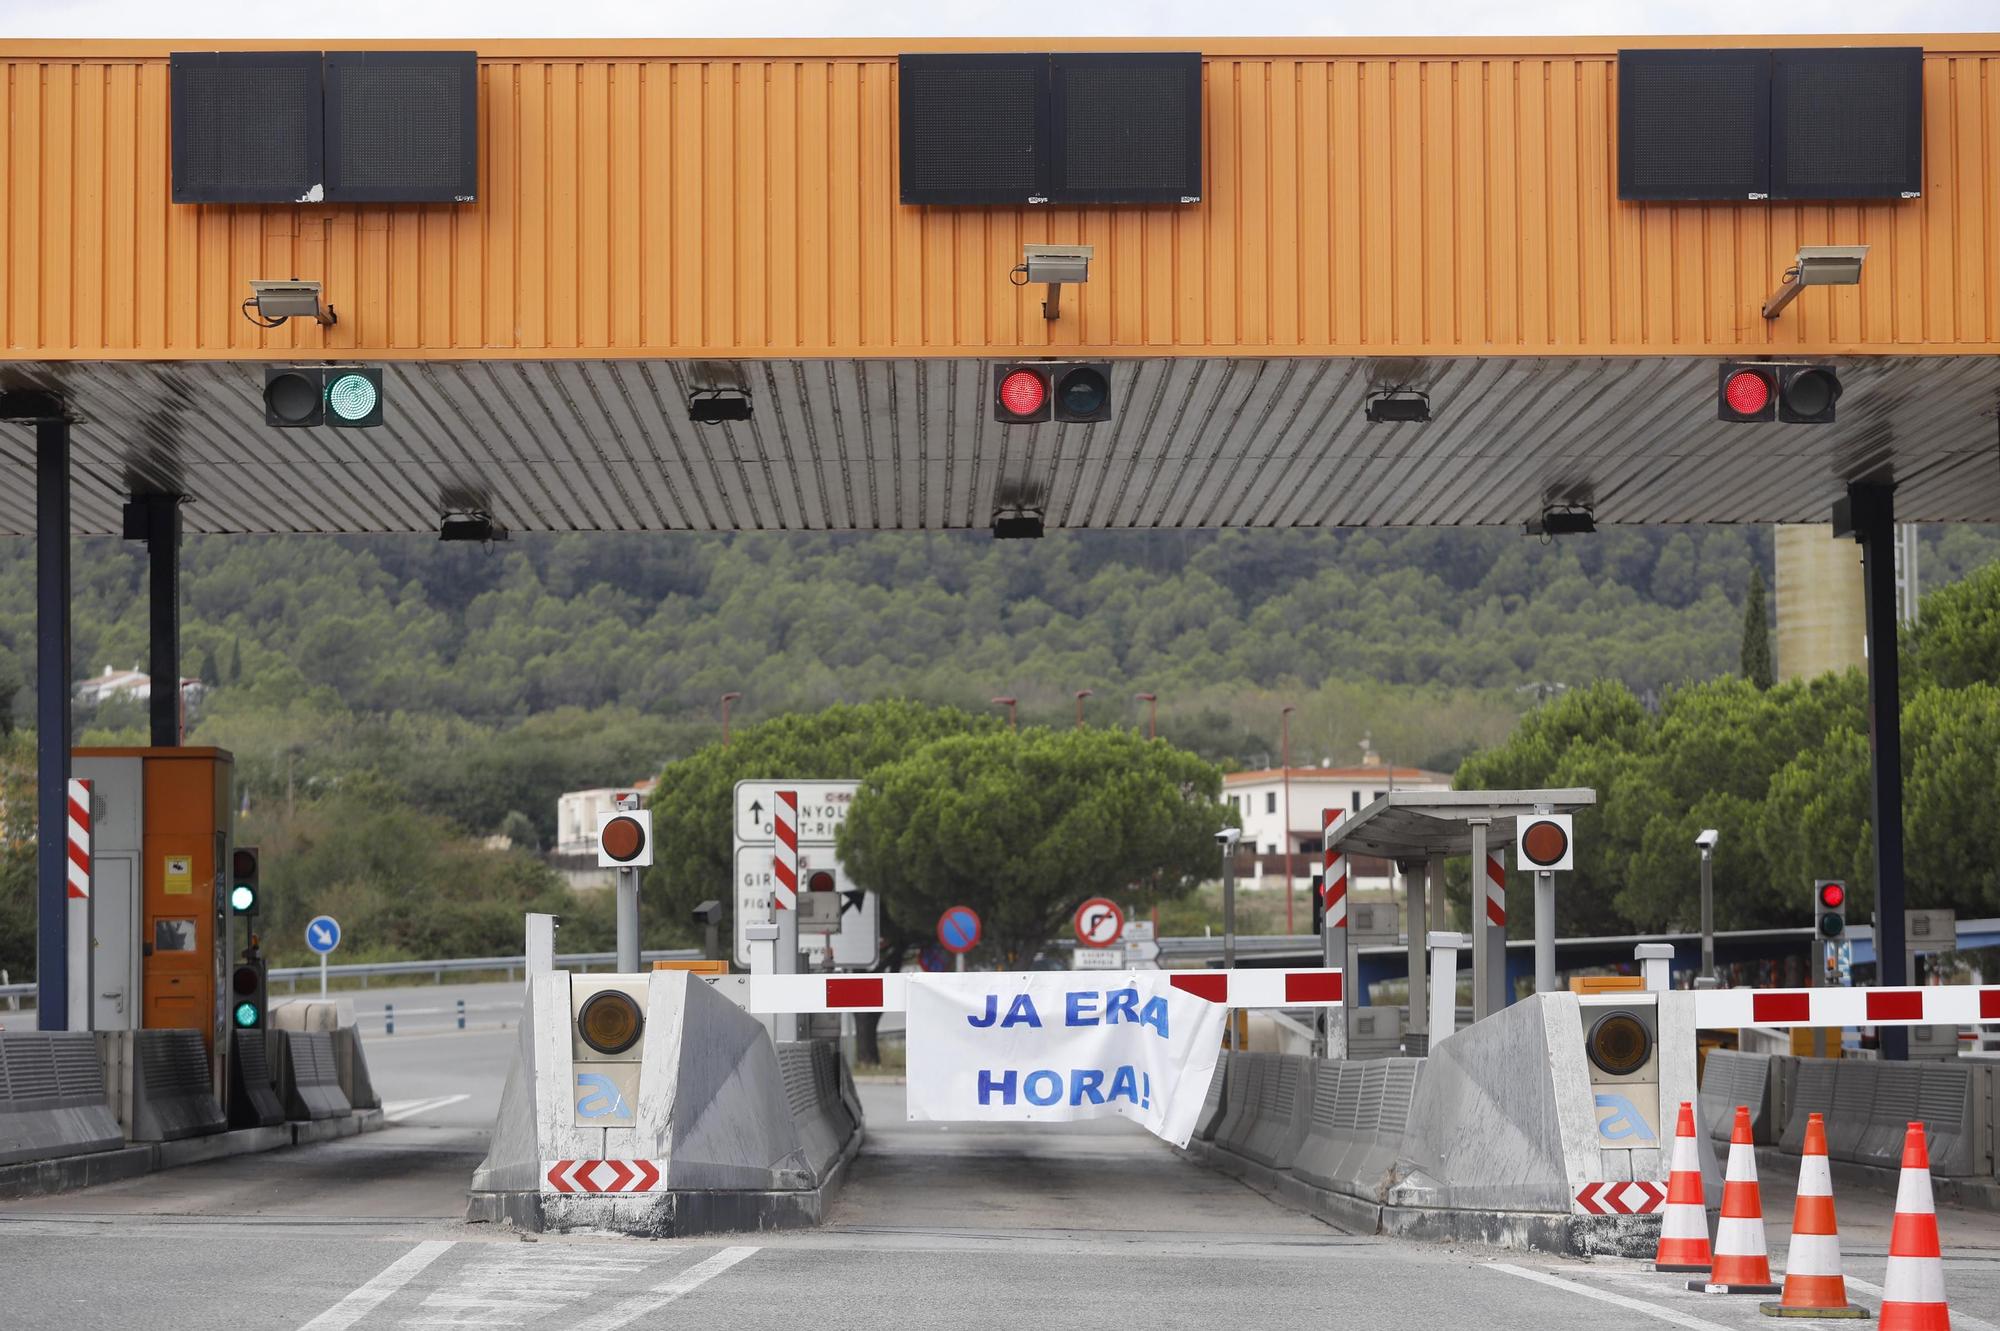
[131,748,232,1048]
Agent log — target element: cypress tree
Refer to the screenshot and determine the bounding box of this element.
[1741,566,1774,689]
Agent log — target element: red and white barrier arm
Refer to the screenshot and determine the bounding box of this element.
[727,968,1344,1014]
[1692,985,2000,1028]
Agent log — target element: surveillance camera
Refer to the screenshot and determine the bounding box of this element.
[690,899,723,927]
[1215,827,1243,846]
[1694,829,1719,852]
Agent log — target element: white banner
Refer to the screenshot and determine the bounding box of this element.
[905,972,1226,1147]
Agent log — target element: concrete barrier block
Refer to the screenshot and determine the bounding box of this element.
[1216,1053,1266,1157]
[1853,1062,1922,1170]
[271,999,357,1032]
[1289,1061,1355,1193]
[332,1027,379,1111]
[1827,1060,1879,1162]
[1780,1057,1839,1154]
[1240,1055,1313,1170]
[127,1030,224,1142]
[778,1043,841,1182]
[0,1033,123,1167]
[1346,1058,1422,1190]
[1699,1051,1772,1144]
[1192,1052,1228,1143]
[1849,1062,1977,1178]
[228,1028,285,1129]
[276,1031,352,1121]
[1657,993,1720,1207]
[1389,993,1601,1215]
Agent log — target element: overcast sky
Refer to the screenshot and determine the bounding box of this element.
[2,0,1994,39]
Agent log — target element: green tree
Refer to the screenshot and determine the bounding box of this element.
[1740,566,1773,690]
[838,727,1227,962]
[1908,559,2000,689]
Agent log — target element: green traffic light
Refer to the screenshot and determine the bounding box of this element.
[233,1001,261,1028]
[326,372,379,422]
[230,883,257,913]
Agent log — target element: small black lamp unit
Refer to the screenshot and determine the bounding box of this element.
[689,388,753,425]
[440,511,508,543]
[1365,389,1431,424]
[1526,504,1597,538]
[992,509,1046,540]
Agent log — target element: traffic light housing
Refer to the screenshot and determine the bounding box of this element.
[1311,872,1325,935]
[230,846,259,915]
[231,938,268,1030]
[263,366,385,428]
[1718,362,1842,424]
[1815,879,1847,940]
[993,362,1113,424]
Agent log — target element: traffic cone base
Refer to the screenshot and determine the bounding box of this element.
[1758,1300,1868,1319]
[1655,1099,1713,1273]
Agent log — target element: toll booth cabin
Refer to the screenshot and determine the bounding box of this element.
[71,747,235,1065]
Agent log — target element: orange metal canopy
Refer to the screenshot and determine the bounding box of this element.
[3,36,1998,362]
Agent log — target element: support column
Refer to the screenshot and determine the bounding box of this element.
[1469,820,1492,1022]
[1402,859,1427,1039]
[128,495,182,747]
[1840,482,1908,1061]
[35,416,73,1028]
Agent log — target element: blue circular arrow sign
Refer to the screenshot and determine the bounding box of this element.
[305,915,342,956]
[937,905,981,954]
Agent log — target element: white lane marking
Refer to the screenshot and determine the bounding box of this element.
[298,1240,455,1331]
[1846,1274,1999,1331]
[566,1246,762,1331]
[1488,1262,1737,1331]
[402,1245,656,1327]
[382,1094,470,1121]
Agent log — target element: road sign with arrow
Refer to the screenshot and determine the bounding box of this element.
[733,780,859,845]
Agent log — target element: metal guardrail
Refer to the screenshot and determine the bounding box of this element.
[0,948,704,1007]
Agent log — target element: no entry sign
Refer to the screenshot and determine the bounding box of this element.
[938,905,981,954]
[1073,897,1124,948]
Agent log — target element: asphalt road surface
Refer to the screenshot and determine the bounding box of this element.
[1,1026,1996,1331]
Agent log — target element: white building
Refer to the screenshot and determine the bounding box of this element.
[74,665,206,710]
[1220,753,1450,890]
[554,779,657,856]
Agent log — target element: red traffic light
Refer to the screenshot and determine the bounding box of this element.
[600,814,646,862]
[1819,882,1845,909]
[998,368,1048,420]
[1724,369,1772,417]
[807,869,836,892]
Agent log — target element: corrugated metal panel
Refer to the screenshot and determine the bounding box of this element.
[2,355,1995,535]
[2,40,1999,359]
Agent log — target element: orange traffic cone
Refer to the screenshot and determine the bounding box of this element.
[1691,1104,1781,1294]
[1656,1099,1713,1273]
[1760,1112,1864,1318]
[1879,1121,1950,1331]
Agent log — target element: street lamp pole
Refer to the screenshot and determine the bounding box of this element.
[720,692,742,747]
[1282,704,1296,933]
[990,695,1018,730]
[1134,692,1157,740]
[1074,689,1093,729]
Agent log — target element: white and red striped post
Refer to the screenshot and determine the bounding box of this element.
[772,789,799,911]
[1469,820,1507,1020]
[770,790,801,1041]
[64,778,91,1029]
[1322,809,1348,1056]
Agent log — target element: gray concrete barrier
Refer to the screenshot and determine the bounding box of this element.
[1779,1055,1837,1154]
[1192,1052,1229,1142]
[1828,1059,1879,1162]
[1215,1053,1267,1157]
[274,1031,352,1121]
[1698,1050,1773,1144]
[469,969,856,1237]
[1239,1054,1313,1170]
[333,1027,379,1111]
[0,1032,123,1166]
[122,1030,225,1142]
[228,1028,286,1129]
[1854,1061,1978,1178]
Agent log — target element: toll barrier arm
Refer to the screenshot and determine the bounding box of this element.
[714,968,1344,1014]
